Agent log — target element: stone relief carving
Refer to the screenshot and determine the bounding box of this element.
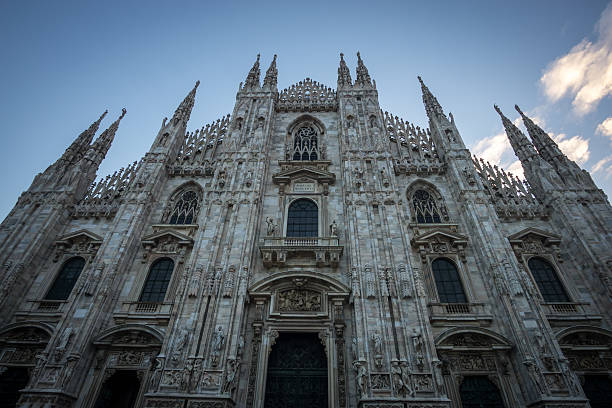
[276,289,321,312]
[211,326,225,367]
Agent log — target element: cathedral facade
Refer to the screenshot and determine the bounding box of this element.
[0,53,611,408]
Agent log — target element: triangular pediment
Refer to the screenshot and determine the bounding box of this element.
[56,229,103,245]
[273,167,336,185]
[508,228,561,245]
[141,230,193,246]
[412,229,468,246]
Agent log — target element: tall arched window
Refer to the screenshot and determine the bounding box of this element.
[139,258,175,303]
[527,257,569,302]
[459,376,505,408]
[413,189,442,223]
[287,199,318,237]
[432,258,467,303]
[292,126,319,161]
[168,189,200,224]
[45,257,86,300]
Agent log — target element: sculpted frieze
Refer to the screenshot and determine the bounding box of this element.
[560,332,611,347]
[276,289,322,312]
[370,373,391,390]
[53,230,103,262]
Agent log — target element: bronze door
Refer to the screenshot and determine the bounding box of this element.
[264,332,328,408]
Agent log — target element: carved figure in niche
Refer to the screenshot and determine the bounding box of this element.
[372,331,383,368]
[353,360,368,396]
[31,352,48,383]
[523,357,546,395]
[245,169,253,186]
[265,217,277,236]
[237,335,245,358]
[330,220,338,236]
[149,356,164,392]
[346,116,357,144]
[391,360,404,395]
[189,359,202,392]
[222,358,239,394]
[55,327,74,361]
[171,329,189,366]
[400,361,415,397]
[211,326,225,367]
[181,360,192,391]
[411,328,424,370]
[351,337,358,361]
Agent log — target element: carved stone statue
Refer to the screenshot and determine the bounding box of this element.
[330,220,338,236]
[211,326,225,367]
[266,217,277,236]
[353,360,368,397]
[222,358,239,394]
[351,337,358,361]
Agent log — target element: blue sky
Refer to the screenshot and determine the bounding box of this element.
[1,0,611,219]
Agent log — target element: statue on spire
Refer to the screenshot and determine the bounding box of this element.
[355,52,372,87]
[243,54,261,90]
[337,53,352,89]
[263,54,278,90]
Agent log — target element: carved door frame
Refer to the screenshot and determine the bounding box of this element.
[248,271,350,408]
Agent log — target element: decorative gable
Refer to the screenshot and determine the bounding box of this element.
[508,228,562,261]
[141,229,193,263]
[53,229,103,262]
[411,229,469,263]
[272,167,336,195]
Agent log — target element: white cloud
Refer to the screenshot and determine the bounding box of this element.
[540,4,612,115]
[472,132,510,164]
[592,155,612,173]
[596,116,612,139]
[506,160,524,180]
[551,133,591,165]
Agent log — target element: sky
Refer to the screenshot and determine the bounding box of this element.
[0,0,611,219]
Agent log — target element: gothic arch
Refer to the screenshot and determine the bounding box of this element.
[92,323,164,347]
[406,180,449,223]
[435,327,513,349]
[0,321,54,339]
[161,181,203,225]
[287,114,326,135]
[249,271,350,295]
[556,326,612,344]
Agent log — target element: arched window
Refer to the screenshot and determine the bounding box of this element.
[166,188,200,225]
[432,258,467,303]
[527,257,569,302]
[413,189,442,223]
[45,257,86,300]
[139,258,175,303]
[287,199,318,237]
[292,126,319,161]
[459,376,505,408]
[93,370,141,408]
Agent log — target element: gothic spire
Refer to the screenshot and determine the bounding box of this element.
[514,105,564,165]
[355,51,372,87]
[494,105,537,163]
[243,54,261,89]
[91,108,126,161]
[172,81,200,126]
[263,54,278,90]
[337,53,352,88]
[58,110,108,166]
[418,76,447,121]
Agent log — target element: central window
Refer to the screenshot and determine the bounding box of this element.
[287,199,318,237]
[292,126,319,161]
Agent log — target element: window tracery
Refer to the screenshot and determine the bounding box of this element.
[163,186,202,225]
[292,126,319,161]
[413,189,443,223]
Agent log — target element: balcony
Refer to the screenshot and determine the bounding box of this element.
[14,299,68,321]
[259,236,343,267]
[541,302,602,325]
[114,302,174,324]
[428,302,493,326]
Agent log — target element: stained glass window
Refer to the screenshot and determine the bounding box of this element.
[45,257,86,300]
[287,199,318,237]
[528,257,569,302]
[139,258,174,303]
[432,258,467,303]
